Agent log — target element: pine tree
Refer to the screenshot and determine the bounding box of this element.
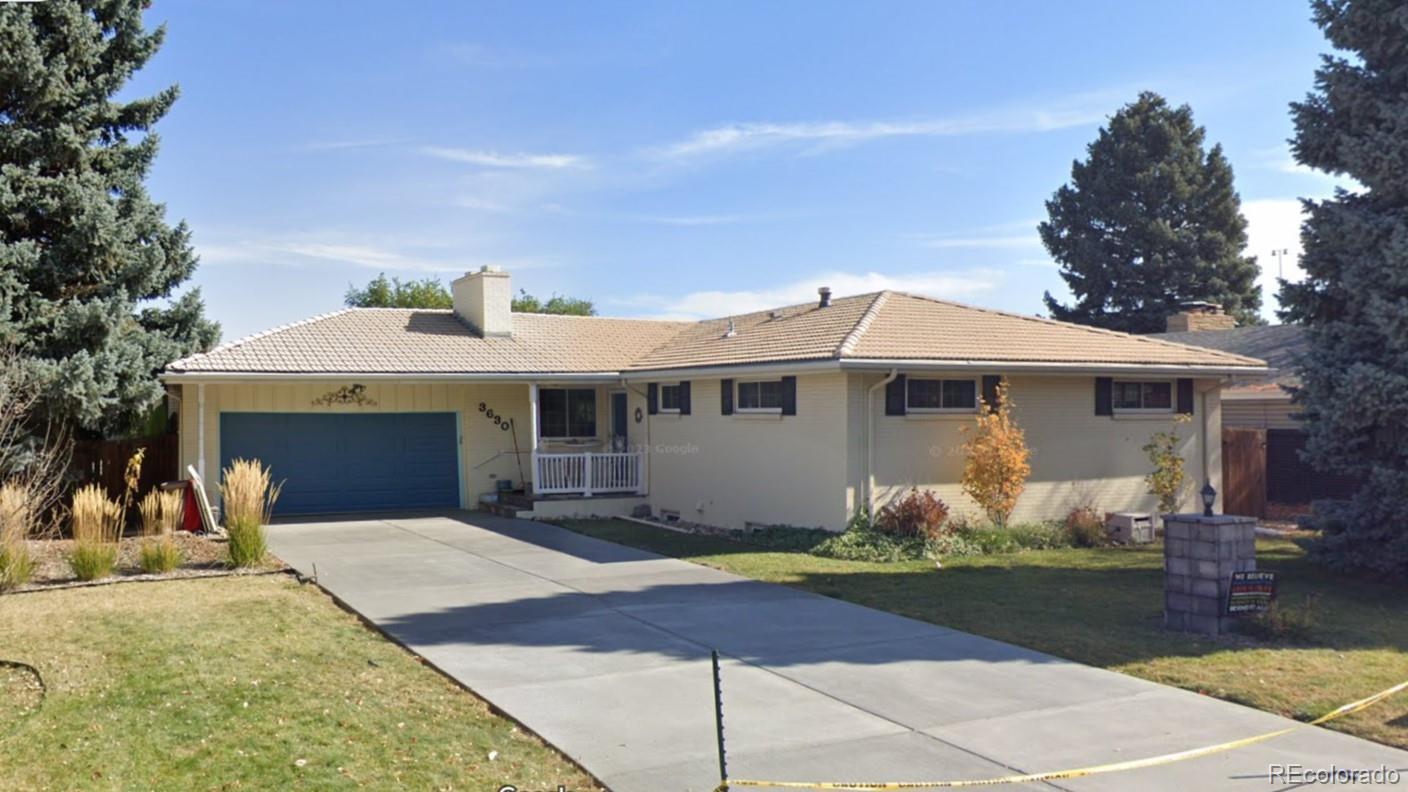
[1040,92,1262,333]
[1281,0,1408,577]
[0,1,217,438]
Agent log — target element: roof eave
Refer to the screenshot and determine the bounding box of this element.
[160,370,627,384]
[837,358,1271,377]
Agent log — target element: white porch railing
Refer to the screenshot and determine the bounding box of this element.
[533,451,645,496]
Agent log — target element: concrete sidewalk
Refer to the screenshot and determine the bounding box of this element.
[268,512,1408,791]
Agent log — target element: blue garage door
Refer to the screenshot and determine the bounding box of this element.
[220,413,459,515]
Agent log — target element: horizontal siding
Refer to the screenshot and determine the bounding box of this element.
[645,373,852,531]
[867,373,1216,523]
[1222,399,1301,431]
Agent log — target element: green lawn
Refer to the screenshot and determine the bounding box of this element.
[561,519,1408,751]
[0,576,600,791]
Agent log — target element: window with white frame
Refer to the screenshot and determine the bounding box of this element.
[737,379,783,411]
[539,388,597,438]
[905,378,977,412]
[659,383,682,412]
[1113,380,1173,412]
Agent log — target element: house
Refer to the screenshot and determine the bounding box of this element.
[1151,307,1356,506]
[162,267,1266,531]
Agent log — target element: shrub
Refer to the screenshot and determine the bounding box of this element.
[875,488,950,540]
[1243,594,1320,644]
[961,379,1031,528]
[1143,415,1192,515]
[137,489,184,574]
[220,458,281,568]
[1064,506,1109,548]
[69,484,121,581]
[812,526,930,563]
[0,481,37,591]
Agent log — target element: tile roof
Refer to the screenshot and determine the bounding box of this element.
[167,309,689,374]
[167,291,1268,376]
[1151,324,1305,396]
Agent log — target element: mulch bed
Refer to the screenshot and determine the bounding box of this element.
[8,533,286,593]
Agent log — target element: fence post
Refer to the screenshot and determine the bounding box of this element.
[712,649,729,790]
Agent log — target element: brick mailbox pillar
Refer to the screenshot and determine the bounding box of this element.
[1163,514,1257,636]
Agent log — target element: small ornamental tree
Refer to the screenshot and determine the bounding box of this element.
[961,379,1030,528]
[1143,415,1192,515]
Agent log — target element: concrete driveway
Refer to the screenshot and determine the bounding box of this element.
[267,512,1408,791]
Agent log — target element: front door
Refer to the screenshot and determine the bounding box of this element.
[610,391,629,452]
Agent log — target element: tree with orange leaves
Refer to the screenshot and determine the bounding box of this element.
[961,378,1031,528]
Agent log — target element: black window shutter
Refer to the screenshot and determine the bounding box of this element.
[780,376,797,416]
[1095,377,1113,416]
[1176,378,1194,415]
[720,378,734,415]
[647,383,658,415]
[981,375,1001,411]
[679,381,691,415]
[885,374,907,416]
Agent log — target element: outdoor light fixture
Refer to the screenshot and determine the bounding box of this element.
[1201,481,1217,517]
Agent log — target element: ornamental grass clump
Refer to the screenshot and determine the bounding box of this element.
[220,458,281,568]
[138,489,184,574]
[69,485,122,581]
[0,481,37,591]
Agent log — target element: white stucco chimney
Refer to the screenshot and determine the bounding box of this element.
[452,266,513,337]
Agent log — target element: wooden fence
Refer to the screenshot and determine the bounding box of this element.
[69,433,180,500]
[1222,427,1267,518]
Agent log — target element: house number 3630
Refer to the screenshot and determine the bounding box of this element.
[477,402,513,432]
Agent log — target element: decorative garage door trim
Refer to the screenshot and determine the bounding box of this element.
[219,412,461,515]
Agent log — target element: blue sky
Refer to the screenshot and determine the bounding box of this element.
[132,1,1345,342]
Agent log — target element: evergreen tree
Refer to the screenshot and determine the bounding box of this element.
[1040,92,1262,333]
[0,1,216,438]
[1281,0,1408,577]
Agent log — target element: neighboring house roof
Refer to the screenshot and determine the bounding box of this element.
[1150,324,1306,399]
[167,291,1267,377]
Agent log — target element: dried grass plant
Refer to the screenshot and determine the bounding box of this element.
[220,459,281,567]
[68,484,122,580]
[138,489,184,574]
[0,481,37,591]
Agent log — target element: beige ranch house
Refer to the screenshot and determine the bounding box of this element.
[163,267,1267,531]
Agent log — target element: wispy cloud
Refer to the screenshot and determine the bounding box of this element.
[421,146,589,169]
[908,219,1045,251]
[651,99,1109,160]
[196,234,550,274]
[613,269,1003,320]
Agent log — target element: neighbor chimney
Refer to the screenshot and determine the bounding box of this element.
[1165,301,1235,333]
[818,286,832,308]
[452,266,513,337]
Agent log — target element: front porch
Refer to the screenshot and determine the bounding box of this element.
[519,382,647,500]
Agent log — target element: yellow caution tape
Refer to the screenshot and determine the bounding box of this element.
[719,679,1408,790]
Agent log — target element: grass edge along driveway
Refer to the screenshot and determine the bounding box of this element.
[0,575,601,791]
[559,518,1408,752]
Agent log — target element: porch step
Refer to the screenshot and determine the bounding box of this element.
[478,501,525,519]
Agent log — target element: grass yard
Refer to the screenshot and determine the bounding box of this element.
[0,575,600,791]
[561,519,1408,751]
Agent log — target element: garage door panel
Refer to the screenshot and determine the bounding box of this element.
[220,412,459,515]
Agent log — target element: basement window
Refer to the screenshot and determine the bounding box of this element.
[1113,381,1173,412]
[906,378,977,412]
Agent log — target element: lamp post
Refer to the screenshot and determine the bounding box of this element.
[1201,481,1217,517]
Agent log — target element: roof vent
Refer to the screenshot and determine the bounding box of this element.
[722,319,737,338]
[769,310,781,320]
[818,287,832,308]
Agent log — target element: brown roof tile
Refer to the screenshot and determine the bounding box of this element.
[167,291,1266,376]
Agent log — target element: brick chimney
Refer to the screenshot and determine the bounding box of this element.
[452,266,513,337]
[1165,301,1235,333]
